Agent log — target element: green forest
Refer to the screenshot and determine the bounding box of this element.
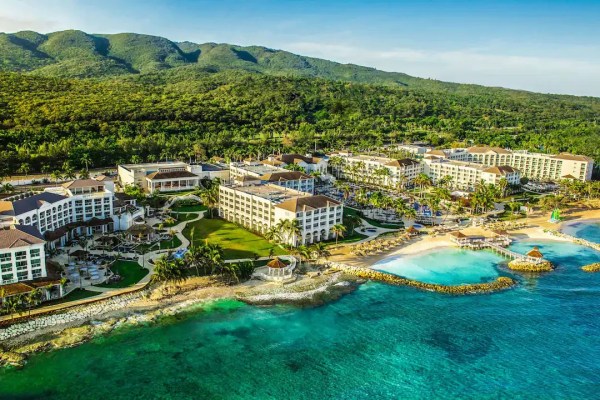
[0,30,599,177]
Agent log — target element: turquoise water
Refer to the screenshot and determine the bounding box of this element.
[561,220,600,243]
[372,248,502,284]
[1,241,600,399]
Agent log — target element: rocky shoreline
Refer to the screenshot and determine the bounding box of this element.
[0,273,359,368]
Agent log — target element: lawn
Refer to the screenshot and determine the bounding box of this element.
[183,218,287,260]
[137,235,183,253]
[344,207,403,229]
[323,231,368,246]
[95,260,149,288]
[44,288,99,306]
[171,204,208,213]
[163,213,197,227]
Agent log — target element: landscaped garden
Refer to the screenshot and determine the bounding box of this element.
[171,204,208,213]
[45,288,99,305]
[344,207,403,229]
[183,218,287,260]
[95,260,149,288]
[137,235,183,253]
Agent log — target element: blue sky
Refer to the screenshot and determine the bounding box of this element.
[1,0,599,96]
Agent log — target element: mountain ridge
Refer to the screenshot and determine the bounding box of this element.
[2,29,596,99]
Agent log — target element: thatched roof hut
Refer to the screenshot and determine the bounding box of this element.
[69,249,89,259]
[527,246,544,259]
[266,257,286,269]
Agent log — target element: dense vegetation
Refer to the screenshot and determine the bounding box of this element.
[0,30,598,177]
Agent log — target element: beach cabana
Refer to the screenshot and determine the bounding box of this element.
[69,249,89,260]
[125,224,156,242]
[266,257,293,278]
[406,226,419,236]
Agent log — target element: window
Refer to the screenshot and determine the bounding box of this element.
[0,253,11,263]
[17,271,28,280]
[30,249,40,258]
[15,251,26,261]
[1,264,13,273]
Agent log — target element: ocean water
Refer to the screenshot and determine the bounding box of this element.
[372,248,502,284]
[1,241,599,399]
[561,220,600,243]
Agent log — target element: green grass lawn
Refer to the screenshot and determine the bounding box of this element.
[94,260,149,288]
[344,207,403,229]
[44,288,99,306]
[137,235,183,253]
[183,218,287,260]
[323,230,368,246]
[163,213,197,227]
[171,204,208,212]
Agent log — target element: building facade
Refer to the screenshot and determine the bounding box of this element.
[230,162,315,193]
[218,183,342,246]
[118,161,230,193]
[332,153,423,187]
[0,180,133,248]
[0,225,46,285]
[261,154,328,174]
[425,146,594,182]
[423,158,520,191]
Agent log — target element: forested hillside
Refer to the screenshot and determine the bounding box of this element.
[0,69,598,176]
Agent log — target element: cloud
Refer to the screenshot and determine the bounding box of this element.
[286,42,600,96]
[0,16,57,32]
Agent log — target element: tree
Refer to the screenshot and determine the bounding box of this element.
[17,163,30,178]
[80,153,92,171]
[25,288,42,316]
[51,170,63,183]
[151,255,187,288]
[309,242,330,263]
[330,224,347,244]
[414,173,432,197]
[276,219,301,247]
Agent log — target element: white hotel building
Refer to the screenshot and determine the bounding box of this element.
[332,153,423,187]
[118,161,230,194]
[229,162,315,193]
[218,183,342,246]
[426,146,594,182]
[423,158,520,190]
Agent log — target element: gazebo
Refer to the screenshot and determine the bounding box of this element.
[126,224,156,242]
[266,257,293,278]
[527,246,544,259]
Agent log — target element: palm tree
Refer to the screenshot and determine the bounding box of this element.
[151,254,187,288]
[497,177,509,198]
[309,242,331,263]
[17,163,30,180]
[3,296,20,320]
[344,214,362,234]
[296,245,311,266]
[80,153,92,172]
[26,288,42,316]
[264,226,281,243]
[330,224,347,244]
[414,173,432,198]
[51,170,63,183]
[276,219,301,247]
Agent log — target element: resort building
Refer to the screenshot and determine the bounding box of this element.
[331,153,423,187]
[118,161,230,193]
[425,146,594,182]
[423,158,520,190]
[396,144,432,156]
[0,180,116,248]
[218,182,342,246]
[0,225,47,285]
[230,162,315,193]
[261,153,328,174]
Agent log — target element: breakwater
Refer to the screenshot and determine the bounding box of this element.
[328,262,517,295]
[582,263,600,273]
[546,229,600,252]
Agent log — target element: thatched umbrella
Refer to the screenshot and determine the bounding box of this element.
[527,246,544,259]
[406,226,418,235]
[69,249,89,260]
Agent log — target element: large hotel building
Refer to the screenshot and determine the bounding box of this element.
[219,182,342,246]
[425,146,594,182]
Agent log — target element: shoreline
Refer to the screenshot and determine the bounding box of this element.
[3,208,599,368]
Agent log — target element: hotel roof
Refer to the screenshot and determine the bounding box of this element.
[11,192,67,215]
[552,153,593,162]
[260,171,313,182]
[146,170,198,180]
[62,179,105,189]
[0,225,45,249]
[467,146,512,155]
[276,195,340,213]
[385,158,420,168]
[482,166,518,175]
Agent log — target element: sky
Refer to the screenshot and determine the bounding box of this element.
[1,0,599,97]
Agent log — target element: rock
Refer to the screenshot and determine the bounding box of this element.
[582,263,600,273]
[0,350,27,367]
[508,260,553,272]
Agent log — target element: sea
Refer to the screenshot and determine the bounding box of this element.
[0,224,599,399]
